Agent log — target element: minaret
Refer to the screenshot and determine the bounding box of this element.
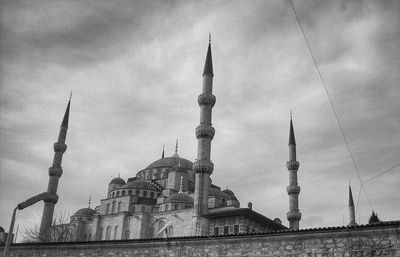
[39,97,71,239]
[348,184,357,225]
[286,113,301,229]
[192,36,216,236]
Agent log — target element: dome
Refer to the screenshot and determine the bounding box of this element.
[146,156,193,170]
[110,177,126,185]
[74,208,96,216]
[222,189,235,197]
[122,180,161,191]
[164,193,194,204]
[210,188,229,198]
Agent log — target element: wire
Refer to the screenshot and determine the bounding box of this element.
[363,161,400,183]
[288,0,374,211]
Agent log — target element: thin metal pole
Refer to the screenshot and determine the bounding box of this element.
[3,206,18,257]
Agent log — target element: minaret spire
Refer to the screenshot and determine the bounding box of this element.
[162,144,165,159]
[286,113,301,229]
[88,195,92,208]
[348,184,357,226]
[192,37,216,236]
[39,96,71,239]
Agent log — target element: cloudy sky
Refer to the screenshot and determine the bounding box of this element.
[0,0,399,241]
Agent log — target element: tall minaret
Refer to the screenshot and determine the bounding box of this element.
[192,36,216,236]
[286,113,301,229]
[348,184,357,225]
[39,97,71,239]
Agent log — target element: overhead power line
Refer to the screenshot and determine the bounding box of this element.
[288,0,374,210]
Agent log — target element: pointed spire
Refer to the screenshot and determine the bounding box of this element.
[179,176,183,193]
[203,36,214,77]
[349,184,355,207]
[162,144,165,159]
[289,111,296,145]
[61,95,71,128]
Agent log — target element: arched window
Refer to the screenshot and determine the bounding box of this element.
[174,204,178,210]
[122,190,125,196]
[125,230,130,239]
[150,192,154,198]
[159,206,163,212]
[97,227,103,240]
[116,191,120,197]
[118,202,122,213]
[165,204,169,211]
[114,226,119,240]
[106,203,110,214]
[112,192,115,197]
[106,226,112,240]
[143,191,147,197]
[112,201,116,214]
[141,206,146,212]
[167,226,173,237]
[128,190,132,195]
[135,190,139,195]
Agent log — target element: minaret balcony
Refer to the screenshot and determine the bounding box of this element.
[48,166,63,177]
[193,160,214,174]
[287,185,301,195]
[53,142,67,153]
[195,124,215,139]
[286,210,302,221]
[286,160,299,170]
[43,194,59,204]
[198,93,216,107]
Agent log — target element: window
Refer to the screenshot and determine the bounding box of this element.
[122,190,125,196]
[112,201,116,214]
[116,191,120,197]
[114,226,119,240]
[157,193,161,197]
[106,226,112,240]
[131,206,135,213]
[174,204,178,210]
[234,225,239,234]
[135,190,139,195]
[165,204,169,211]
[224,226,229,235]
[112,192,115,197]
[150,192,154,198]
[118,202,122,213]
[106,203,110,214]
[143,191,147,197]
[125,230,130,239]
[97,227,103,240]
[128,190,132,195]
[141,206,146,212]
[214,227,219,236]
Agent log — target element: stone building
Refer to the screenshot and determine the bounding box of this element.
[39,40,297,242]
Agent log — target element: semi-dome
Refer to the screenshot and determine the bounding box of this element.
[146,156,193,170]
[210,188,229,198]
[0,226,4,232]
[110,177,126,185]
[164,193,194,204]
[74,208,96,216]
[122,180,161,191]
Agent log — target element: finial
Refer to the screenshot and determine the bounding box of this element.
[175,139,178,155]
[118,173,120,178]
[88,195,91,208]
[162,144,165,159]
[209,32,211,43]
[69,90,72,101]
[226,185,228,190]
[290,109,292,119]
[179,176,183,193]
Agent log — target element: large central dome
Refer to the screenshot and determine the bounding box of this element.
[146,156,193,170]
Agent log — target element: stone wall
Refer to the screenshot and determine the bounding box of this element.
[2,222,399,257]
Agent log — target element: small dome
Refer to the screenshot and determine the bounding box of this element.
[222,189,235,197]
[165,193,194,204]
[74,208,96,216]
[110,177,126,185]
[146,156,193,170]
[122,180,161,191]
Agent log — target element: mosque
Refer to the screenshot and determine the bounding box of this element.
[38,39,307,242]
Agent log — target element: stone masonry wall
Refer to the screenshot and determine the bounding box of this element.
[1,223,399,257]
